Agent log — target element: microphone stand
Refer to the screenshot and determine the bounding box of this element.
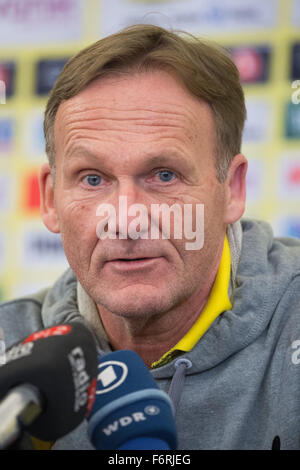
[0,384,42,450]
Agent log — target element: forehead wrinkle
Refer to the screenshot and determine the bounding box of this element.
[59,107,202,151]
[60,94,199,114]
[63,122,188,141]
[61,108,197,130]
[58,94,203,128]
[63,129,195,157]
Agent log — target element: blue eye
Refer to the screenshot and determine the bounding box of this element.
[84,175,102,186]
[158,170,175,182]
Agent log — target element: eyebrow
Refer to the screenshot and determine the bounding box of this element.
[64,147,103,163]
[64,146,197,174]
[141,153,197,175]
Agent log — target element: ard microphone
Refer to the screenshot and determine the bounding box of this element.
[0,322,98,448]
[87,350,177,450]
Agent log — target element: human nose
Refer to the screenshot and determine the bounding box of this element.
[114,179,150,240]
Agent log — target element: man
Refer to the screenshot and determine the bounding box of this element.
[1,24,300,450]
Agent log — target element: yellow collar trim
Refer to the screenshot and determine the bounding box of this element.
[151,235,232,368]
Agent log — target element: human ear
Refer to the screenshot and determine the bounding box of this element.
[39,163,60,233]
[223,154,248,224]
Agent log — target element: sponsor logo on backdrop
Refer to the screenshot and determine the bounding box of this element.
[292,0,300,26]
[285,102,300,139]
[0,175,12,214]
[0,118,14,154]
[229,45,271,83]
[245,158,264,202]
[284,220,300,238]
[24,112,46,160]
[291,43,300,80]
[101,0,279,36]
[292,80,300,105]
[0,80,5,104]
[278,155,300,199]
[0,62,15,98]
[21,225,68,269]
[23,172,40,212]
[273,216,300,239]
[36,58,70,95]
[0,0,83,45]
[243,99,271,142]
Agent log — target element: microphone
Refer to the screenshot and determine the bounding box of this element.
[0,322,98,449]
[87,350,177,450]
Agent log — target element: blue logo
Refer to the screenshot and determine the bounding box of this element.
[276,218,300,239]
[96,360,128,394]
[286,221,300,239]
[0,62,15,98]
[0,119,14,153]
[35,58,70,95]
[291,43,300,80]
[144,405,160,416]
[285,102,300,138]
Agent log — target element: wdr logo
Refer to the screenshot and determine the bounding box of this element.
[96,360,128,394]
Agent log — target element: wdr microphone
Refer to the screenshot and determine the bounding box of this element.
[0,322,98,448]
[87,350,177,450]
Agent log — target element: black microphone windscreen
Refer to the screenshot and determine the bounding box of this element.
[0,322,98,441]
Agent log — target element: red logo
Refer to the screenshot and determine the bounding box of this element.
[23,324,72,344]
[287,166,300,186]
[0,63,15,97]
[0,65,9,87]
[86,378,97,416]
[23,172,40,212]
[232,48,263,82]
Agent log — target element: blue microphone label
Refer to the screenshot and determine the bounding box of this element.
[144,405,160,416]
[96,360,128,394]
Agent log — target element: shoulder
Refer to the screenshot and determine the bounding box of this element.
[0,269,78,349]
[234,218,300,337]
[240,218,300,277]
[0,288,48,348]
[241,218,300,251]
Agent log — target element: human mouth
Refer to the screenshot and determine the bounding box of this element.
[105,256,163,271]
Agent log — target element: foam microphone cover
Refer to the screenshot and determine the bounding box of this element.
[0,322,98,441]
[87,350,177,450]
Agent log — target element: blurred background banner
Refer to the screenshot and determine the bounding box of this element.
[0,0,299,301]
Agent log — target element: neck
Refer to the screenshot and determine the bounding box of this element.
[99,296,209,367]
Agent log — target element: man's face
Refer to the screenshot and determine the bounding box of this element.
[42,70,236,319]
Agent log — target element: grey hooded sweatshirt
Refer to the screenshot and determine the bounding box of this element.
[1,218,300,450]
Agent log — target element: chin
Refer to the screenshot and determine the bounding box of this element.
[108,297,168,318]
[95,286,176,319]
